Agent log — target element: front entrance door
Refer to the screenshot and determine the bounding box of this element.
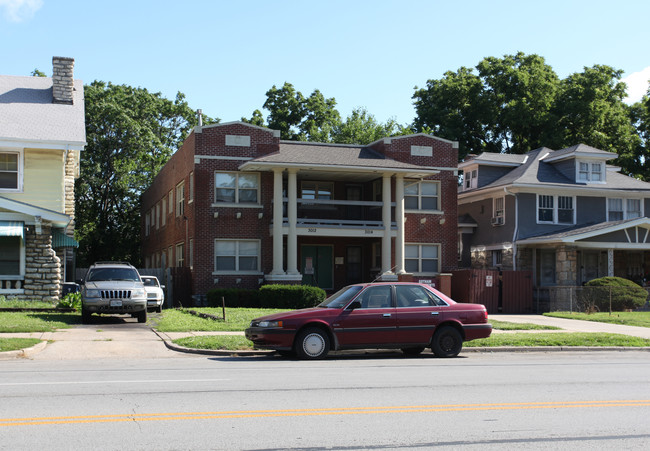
[301,245,333,290]
[346,246,362,285]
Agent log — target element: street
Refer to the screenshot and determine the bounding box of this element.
[1,351,650,450]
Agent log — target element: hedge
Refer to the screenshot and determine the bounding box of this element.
[206,285,326,309]
[579,276,648,311]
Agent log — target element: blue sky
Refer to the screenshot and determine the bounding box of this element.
[2,0,649,126]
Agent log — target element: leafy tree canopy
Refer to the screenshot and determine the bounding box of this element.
[76,81,217,266]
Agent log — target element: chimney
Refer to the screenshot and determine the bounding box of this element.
[52,56,75,105]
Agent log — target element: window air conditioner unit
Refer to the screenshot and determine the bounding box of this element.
[491,216,504,226]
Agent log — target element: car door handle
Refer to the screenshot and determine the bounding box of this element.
[431,311,439,316]
[383,313,392,318]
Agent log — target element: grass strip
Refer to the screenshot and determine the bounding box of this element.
[491,320,560,330]
[156,308,288,332]
[0,312,79,333]
[465,332,650,347]
[173,335,255,351]
[545,311,650,328]
[0,338,42,352]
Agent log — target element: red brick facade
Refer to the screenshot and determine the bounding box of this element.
[141,122,458,296]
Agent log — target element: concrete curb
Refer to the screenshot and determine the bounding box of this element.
[0,340,48,360]
[152,328,273,357]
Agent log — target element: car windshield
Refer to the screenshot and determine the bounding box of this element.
[318,285,363,308]
[87,268,140,282]
[142,277,158,287]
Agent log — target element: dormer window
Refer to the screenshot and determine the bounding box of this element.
[578,161,603,183]
[464,168,477,190]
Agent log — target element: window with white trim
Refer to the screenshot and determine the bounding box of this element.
[405,244,439,274]
[494,197,504,218]
[168,189,173,213]
[176,181,185,217]
[577,161,604,182]
[301,181,333,200]
[189,171,194,202]
[608,198,642,221]
[161,196,166,226]
[0,236,21,276]
[405,181,439,211]
[176,242,184,267]
[538,195,574,224]
[0,151,21,191]
[464,168,477,190]
[214,240,260,273]
[215,172,259,204]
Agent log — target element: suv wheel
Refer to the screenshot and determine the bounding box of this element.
[137,310,147,323]
[81,306,92,324]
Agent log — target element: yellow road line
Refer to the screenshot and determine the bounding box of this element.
[2,400,650,427]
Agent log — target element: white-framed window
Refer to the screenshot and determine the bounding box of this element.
[405,243,439,274]
[608,198,642,221]
[464,168,477,190]
[214,240,260,273]
[404,180,439,211]
[301,181,333,200]
[492,249,503,267]
[577,161,604,183]
[537,195,575,224]
[215,172,260,204]
[168,189,173,214]
[493,196,505,223]
[161,196,166,226]
[0,236,21,276]
[176,181,185,217]
[189,171,194,203]
[0,151,22,191]
[176,242,184,267]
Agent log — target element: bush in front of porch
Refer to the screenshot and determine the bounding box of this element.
[579,277,648,312]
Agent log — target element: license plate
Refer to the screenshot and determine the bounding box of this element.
[110,300,123,307]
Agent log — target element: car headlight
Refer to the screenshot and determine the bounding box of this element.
[85,289,101,298]
[258,320,283,328]
[132,288,146,298]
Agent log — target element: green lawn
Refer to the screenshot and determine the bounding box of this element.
[465,332,650,348]
[0,337,42,352]
[173,335,256,351]
[491,320,560,330]
[0,312,79,333]
[156,307,288,332]
[545,311,650,328]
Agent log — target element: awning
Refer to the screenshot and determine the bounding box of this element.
[0,221,24,237]
[52,230,79,248]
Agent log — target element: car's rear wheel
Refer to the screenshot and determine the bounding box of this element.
[137,310,147,323]
[401,347,425,356]
[431,326,462,358]
[295,327,330,360]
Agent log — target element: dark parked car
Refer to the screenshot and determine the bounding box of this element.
[245,282,492,359]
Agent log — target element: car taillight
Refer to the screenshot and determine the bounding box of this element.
[484,310,488,322]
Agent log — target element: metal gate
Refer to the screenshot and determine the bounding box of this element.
[501,270,533,313]
[451,269,533,314]
[169,267,192,307]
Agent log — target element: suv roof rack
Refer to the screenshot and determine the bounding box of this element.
[92,261,133,266]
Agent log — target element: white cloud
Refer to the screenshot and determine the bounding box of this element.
[622,66,650,105]
[0,0,43,23]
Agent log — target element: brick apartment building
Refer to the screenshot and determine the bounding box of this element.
[141,121,459,298]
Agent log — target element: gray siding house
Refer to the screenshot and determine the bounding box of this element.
[458,144,650,288]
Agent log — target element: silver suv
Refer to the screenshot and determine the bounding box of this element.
[80,262,147,323]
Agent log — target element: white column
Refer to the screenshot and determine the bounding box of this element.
[287,169,300,275]
[395,173,405,274]
[271,168,285,275]
[381,173,393,275]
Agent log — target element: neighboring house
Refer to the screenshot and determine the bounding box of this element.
[0,57,85,301]
[141,121,459,298]
[458,144,650,287]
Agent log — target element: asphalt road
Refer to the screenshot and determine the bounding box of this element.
[2,351,650,450]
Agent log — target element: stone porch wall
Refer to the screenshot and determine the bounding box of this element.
[19,224,62,302]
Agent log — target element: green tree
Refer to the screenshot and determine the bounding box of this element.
[629,86,650,180]
[31,69,46,77]
[413,52,560,159]
[76,81,217,266]
[332,107,400,144]
[245,82,341,141]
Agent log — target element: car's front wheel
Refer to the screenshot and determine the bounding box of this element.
[295,327,330,360]
[431,326,462,358]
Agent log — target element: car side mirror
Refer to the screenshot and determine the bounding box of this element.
[347,301,362,310]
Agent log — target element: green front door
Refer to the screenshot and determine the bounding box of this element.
[301,245,333,290]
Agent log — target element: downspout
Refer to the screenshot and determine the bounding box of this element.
[504,187,517,270]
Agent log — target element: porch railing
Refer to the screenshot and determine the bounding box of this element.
[0,278,24,295]
[282,198,395,228]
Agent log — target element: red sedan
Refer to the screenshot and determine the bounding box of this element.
[245,282,492,359]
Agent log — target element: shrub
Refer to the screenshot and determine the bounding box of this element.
[258,284,326,309]
[56,292,82,310]
[580,277,648,312]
